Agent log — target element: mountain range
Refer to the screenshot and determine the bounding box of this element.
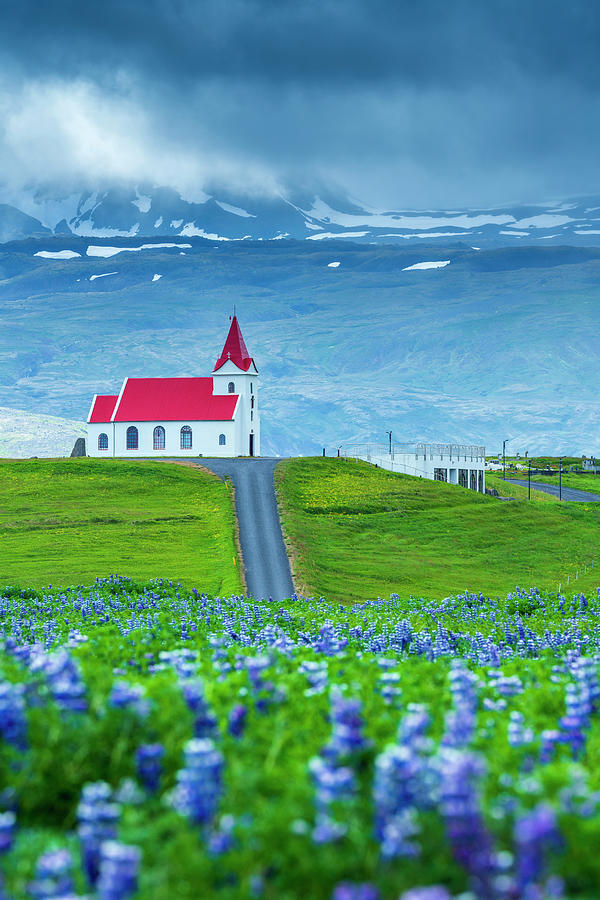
[3,182,600,248]
[1,222,599,458]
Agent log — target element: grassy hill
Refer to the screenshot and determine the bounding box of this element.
[0,458,242,594]
[276,457,600,602]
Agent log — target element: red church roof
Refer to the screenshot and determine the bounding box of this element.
[213,316,255,372]
[88,394,119,423]
[112,377,237,422]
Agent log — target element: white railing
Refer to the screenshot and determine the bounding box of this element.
[341,441,485,462]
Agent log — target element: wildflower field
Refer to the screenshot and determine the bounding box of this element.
[1,576,600,899]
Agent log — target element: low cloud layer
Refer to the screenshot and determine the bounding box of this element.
[0,0,599,208]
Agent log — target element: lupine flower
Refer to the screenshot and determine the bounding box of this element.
[30,648,87,713]
[508,711,534,747]
[399,889,452,900]
[0,812,16,854]
[180,679,218,738]
[0,681,27,748]
[28,848,74,900]
[97,841,141,900]
[136,744,164,793]
[77,782,120,885]
[109,681,150,718]
[323,689,369,762]
[228,704,247,737]
[330,882,379,900]
[437,748,498,896]
[514,804,562,896]
[208,814,236,855]
[171,738,224,828]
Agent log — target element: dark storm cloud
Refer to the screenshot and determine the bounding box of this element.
[0,0,599,206]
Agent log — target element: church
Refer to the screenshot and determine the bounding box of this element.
[87,316,260,458]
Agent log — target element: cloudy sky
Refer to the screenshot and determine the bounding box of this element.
[0,0,599,208]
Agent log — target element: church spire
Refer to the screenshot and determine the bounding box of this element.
[213,315,254,372]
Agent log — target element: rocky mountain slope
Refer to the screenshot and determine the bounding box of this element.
[0,235,598,457]
[4,183,600,248]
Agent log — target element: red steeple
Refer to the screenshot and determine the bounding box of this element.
[213,316,255,372]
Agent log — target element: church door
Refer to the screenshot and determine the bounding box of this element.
[249,434,254,457]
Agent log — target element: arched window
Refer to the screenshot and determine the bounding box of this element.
[228,381,235,393]
[126,426,138,450]
[250,382,253,393]
[153,425,165,450]
[98,433,108,450]
[219,434,226,446]
[180,425,192,449]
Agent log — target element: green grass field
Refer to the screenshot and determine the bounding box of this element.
[0,458,243,594]
[276,457,600,603]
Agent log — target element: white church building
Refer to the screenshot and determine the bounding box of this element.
[87,316,260,458]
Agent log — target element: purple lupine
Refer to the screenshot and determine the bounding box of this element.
[540,730,561,764]
[77,782,120,886]
[0,681,27,748]
[180,679,218,738]
[136,744,164,793]
[208,814,236,855]
[373,744,422,858]
[442,661,478,748]
[228,704,247,738]
[28,848,74,900]
[514,804,562,896]
[109,681,149,718]
[437,748,498,897]
[97,841,141,900]
[399,889,452,900]
[309,755,356,843]
[171,738,224,828]
[323,689,369,762]
[30,648,87,713]
[330,883,379,900]
[507,711,534,747]
[0,812,16,854]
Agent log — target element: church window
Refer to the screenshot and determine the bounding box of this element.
[251,396,254,409]
[219,433,226,446]
[153,426,165,450]
[250,411,253,421]
[250,382,253,393]
[126,426,138,450]
[228,382,235,393]
[180,426,192,449]
[98,433,108,450]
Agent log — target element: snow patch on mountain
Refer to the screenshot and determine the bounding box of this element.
[86,243,191,257]
[402,260,451,270]
[35,249,81,259]
[90,272,118,281]
[307,231,370,240]
[133,191,152,213]
[152,273,162,281]
[215,200,256,218]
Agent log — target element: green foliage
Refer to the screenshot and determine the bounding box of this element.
[0,458,242,594]
[276,457,600,602]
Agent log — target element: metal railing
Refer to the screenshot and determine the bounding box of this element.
[341,441,485,462]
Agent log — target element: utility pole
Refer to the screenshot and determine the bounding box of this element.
[503,439,508,481]
[559,456,563,501]
[528,458,531,500]
[386,430,392,455]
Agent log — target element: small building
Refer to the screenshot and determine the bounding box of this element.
[87,316,260,458]
[582,456,600,473]
[342,442,486,491]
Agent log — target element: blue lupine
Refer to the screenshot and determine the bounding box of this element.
[30,648,87,713]
[0,812,16,854]
[330,883,379,900]
[0,681,27,748]
[109,681,150,718]
[227,703,247,737]
[136,743,164,793]
[28,848,74,900]
[323,689,369,762]
[180,678,218,738]
[77,782,120,885]
[399,889,452,900]
[514,804,562,896]
[437,749,498,896]
[171,738,224,828]
[97,841,141,900]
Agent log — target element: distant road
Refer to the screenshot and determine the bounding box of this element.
[505,478,600,502]
[190,458,294,601]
